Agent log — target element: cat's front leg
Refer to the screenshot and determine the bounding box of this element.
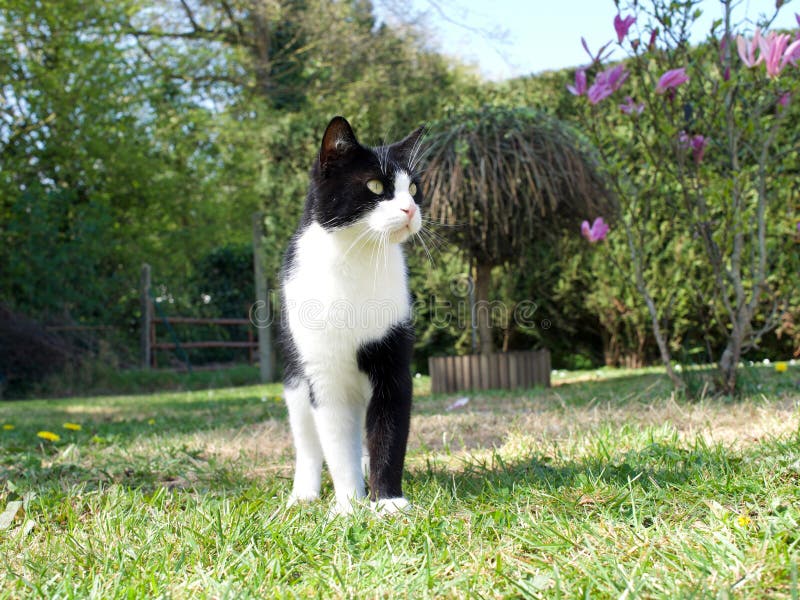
[362,326,414,512]
[285,380,323,506]
[312,399,367,514]
[365,381,412,512]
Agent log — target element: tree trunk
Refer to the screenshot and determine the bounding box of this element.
[718,313,750,395]
[474,262,494,355]
[622,218,684,389]
[249,7,272,98]
[718,343,740,395]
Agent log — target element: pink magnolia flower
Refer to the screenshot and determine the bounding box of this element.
[614,14,636,43]
[791,40,800,63]
[581,217,610,243]
[690,135,707,164]
[567,69,587,96]
[737,28,763,67]
[619,96,645,115]
[581,37,613,65]
[648,28,659,51]
[656,67,689,93]
[678,132,708,164]
[758,32,800,77]
[587,64,629,104]
[781,32,800,65]
[738,28,800,74]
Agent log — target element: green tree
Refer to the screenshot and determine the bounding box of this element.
[565,0,800,392]
[423,106,610,355]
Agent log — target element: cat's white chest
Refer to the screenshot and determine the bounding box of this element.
[284,223,410,380]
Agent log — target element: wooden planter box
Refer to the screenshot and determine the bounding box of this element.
[428,349,551,394]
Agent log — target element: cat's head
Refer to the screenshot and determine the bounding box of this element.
[309,116,424,244]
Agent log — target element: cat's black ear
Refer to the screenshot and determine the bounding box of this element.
[390,125,427,167]
[319,116,359,171]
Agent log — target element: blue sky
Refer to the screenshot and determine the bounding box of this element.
[377,0,800,79]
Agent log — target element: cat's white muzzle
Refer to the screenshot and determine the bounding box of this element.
[389,208,422,243]
[368,198,422,244]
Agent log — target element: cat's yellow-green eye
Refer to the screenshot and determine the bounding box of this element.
[408,182,417,196]
[366,179,383,195]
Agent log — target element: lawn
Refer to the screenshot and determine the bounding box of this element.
[1,367,799,598]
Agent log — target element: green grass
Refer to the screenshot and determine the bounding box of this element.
[1,368,799,598]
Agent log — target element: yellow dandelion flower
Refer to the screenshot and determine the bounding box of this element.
[736,514,752,527]
[37,431,61,442]
[147,418,156,425]
[2,424,14,431]
[63,423,82,431]
[775,362,788,373]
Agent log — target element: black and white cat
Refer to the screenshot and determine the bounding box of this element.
[280,116,424,515]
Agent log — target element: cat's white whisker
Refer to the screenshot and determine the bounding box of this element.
[341,226,376,260]
[417,229,436,267]
[421,216,463,229]
[408,133,427,174]
[418,227,447,250]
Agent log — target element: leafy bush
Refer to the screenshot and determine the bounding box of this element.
[0,305,73,397]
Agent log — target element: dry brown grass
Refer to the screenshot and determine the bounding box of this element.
[411,393,800,451]
[192,388,800,479]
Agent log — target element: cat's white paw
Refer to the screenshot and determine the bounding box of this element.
[326,497,363,518]
[371,497,412,515]
[287,491,319,508]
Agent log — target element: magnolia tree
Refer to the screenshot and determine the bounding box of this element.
[569,0,800,393]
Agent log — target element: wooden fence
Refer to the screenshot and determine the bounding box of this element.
[140,264,257,369]
[146,316,257,369]
[429,349,551,394]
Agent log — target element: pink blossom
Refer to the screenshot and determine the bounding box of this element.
[588,85,612,104]
[738,28,800,74]
[778,92,791,109]
[567,69,587,96]
[690,135,707,164]
[736,28,763,67]
[614,14,636,43]
[581,217,610,243]
[619,96,645,115]
[581,37,613,65]
[648,28,658,51]
[758,32,800,77]
[678,132,708,164]
[587,64,629,104]
[784,35,800,66]
[655,67,689,93]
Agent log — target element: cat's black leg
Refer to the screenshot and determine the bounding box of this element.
[358,323,414,505]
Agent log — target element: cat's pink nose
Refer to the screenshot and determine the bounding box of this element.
[401,204,417,221]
